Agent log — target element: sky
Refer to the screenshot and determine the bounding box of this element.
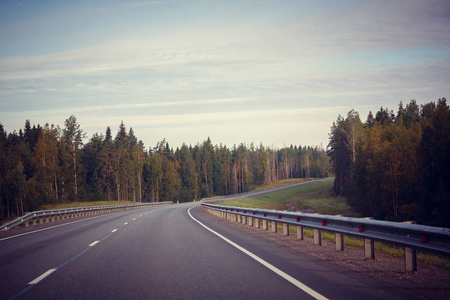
[1,0,449,150]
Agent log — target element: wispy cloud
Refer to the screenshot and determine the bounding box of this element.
[0,0,448,148]
[124,0,186,7]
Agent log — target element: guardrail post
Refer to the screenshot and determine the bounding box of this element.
[364,217,375,259]
[313,229,322,245]
[254,218,260,228]
[364,239,375,259]
[262,219,268,230]
[405,247,417,272]
[271,221,277,233]
[237,215,241,223]
[297,226,304,240]
[403,221,418,272]
[25,220,29,227]
[334,214,344,251]
[33,217,37,226]
[248,216,253,226]
[283,223,289,236]
[242,216,247,225]
[336,233,344,251]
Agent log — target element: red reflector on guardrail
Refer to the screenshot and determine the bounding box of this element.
[297,217,300,222]
[421,235,428,243]
[278,215,281,219]
[359,226,364,232]
[244,211,247,214]
[322,221,326,226]
[264,213,267,217]
[253,212,256,215]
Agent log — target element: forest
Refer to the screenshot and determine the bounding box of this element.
[0,116,330,223]
[328,98,449,227]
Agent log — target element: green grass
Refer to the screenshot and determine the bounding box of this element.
[224,179,360,217]
[252,178,318,191]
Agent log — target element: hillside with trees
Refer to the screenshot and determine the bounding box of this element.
[0,117,330,223]
[328,98,449,227]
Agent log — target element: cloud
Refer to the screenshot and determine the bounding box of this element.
[0,0,448,148]
[124,0,186,7]
[276,0,449,56]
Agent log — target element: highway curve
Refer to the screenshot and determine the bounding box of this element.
[0,202,424,300]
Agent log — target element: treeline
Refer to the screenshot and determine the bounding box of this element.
[328,98,449,227]
[0,116,330,222]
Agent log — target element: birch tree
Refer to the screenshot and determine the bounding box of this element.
[63,116,85,201]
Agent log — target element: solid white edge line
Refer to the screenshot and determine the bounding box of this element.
[187,207,328,300]
[124,222,128,225]
[112,229,117,232]
[29,269,57,285]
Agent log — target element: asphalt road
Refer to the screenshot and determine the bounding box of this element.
[0,203,424,300]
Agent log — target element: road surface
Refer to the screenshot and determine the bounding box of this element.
[0,202,424,299]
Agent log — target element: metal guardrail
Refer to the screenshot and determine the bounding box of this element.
[1,201,173,231]
[201,203,450,272]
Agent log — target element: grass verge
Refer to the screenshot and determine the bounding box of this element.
[224,179,360,217]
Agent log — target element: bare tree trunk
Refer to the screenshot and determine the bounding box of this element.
[7,196,10,218]
[137,171,142,202]
[20,195,24,216]
[156,179,159,202]
[55,173,59,202]
[72,144,78,199]
[116,172,120,201]
[241,160,244,193]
